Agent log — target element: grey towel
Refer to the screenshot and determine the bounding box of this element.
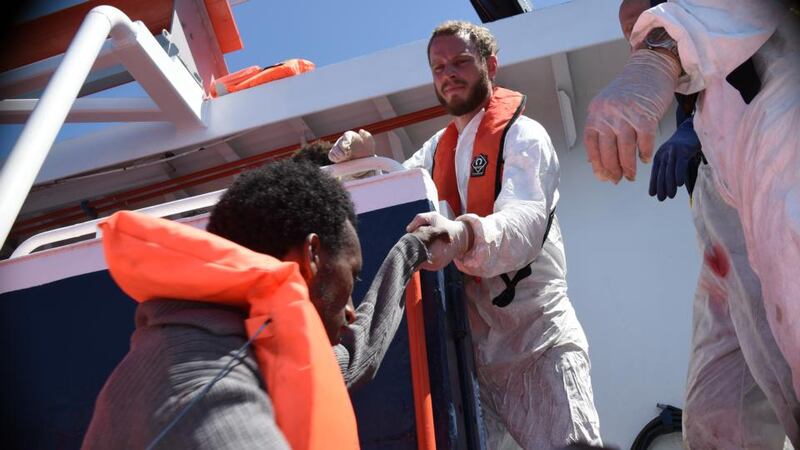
[82,233,427,449]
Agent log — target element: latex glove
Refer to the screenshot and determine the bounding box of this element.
[406,212,474,271]
[584,49,681,183]
[329,129,376,163]
[649,117,702,201]
[409,225,450,250]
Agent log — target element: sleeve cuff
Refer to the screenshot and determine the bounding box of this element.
[453,213,491,276]
[631,4,705,94]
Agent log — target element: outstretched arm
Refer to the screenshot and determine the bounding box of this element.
[584,0,779,184]
[333,228,444,389]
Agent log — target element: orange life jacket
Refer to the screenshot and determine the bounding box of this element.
[431,87,526,217]
[100,211,359,450]
[211,59,315,97]
[431,87,557,308]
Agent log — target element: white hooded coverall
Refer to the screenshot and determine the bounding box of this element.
[632,0,800,408]
[404,111,601,449]
[687,165,800,448]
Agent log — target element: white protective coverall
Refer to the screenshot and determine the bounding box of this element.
[632,0,800,398]
[404,112,601,449]
[686,165,800,448]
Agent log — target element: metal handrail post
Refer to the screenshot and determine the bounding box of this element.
[0,6,136,246]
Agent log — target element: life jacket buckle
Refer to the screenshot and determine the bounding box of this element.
[492,264,532,308]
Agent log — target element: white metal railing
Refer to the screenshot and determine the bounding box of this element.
[10,189,224,258]
[11,156,408,258]
[0,5,205,248]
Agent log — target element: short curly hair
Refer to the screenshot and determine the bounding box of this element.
[292,140,333,167]
[427,20,498,62]
[207,159,357,258]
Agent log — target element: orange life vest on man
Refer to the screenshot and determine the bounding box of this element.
[431,87,555,308]
[100,211,359,450]
[431,86,526,217]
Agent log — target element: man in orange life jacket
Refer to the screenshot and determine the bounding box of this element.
[330,21,602,449]
[82,160,446,450]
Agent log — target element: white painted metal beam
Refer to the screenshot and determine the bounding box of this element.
[0,41,122,99]
[209,140,242,163]
[111,20,205,129]
[371,96,415,161]
[159,163,188,201]
[175,0,229,92]
[550,53,578,149]
[550,53,575,100]
[288,117,317,146]
[0,97,165,123]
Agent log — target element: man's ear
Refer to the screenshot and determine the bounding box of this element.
[486,54,498,81]
[298,233,322,281]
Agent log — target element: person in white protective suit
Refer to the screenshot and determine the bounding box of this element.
[617,1,800,447]
[584,0,800,408]
[328,21,602,449]
[687,164,800,448]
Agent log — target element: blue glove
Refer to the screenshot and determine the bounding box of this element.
[649,117,702,201]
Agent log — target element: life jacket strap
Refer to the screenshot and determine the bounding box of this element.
[491,208,556,308]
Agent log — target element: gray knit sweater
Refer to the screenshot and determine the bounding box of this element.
[82,234,428,450]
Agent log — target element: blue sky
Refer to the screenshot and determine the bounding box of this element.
[227,0,479,69]
[0,0,569,162]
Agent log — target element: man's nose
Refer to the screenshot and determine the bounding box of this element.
[345,301,356,325]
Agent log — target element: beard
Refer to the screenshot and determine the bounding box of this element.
[435,70,491,117]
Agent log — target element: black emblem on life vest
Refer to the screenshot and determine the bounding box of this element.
[471,153,488,177]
